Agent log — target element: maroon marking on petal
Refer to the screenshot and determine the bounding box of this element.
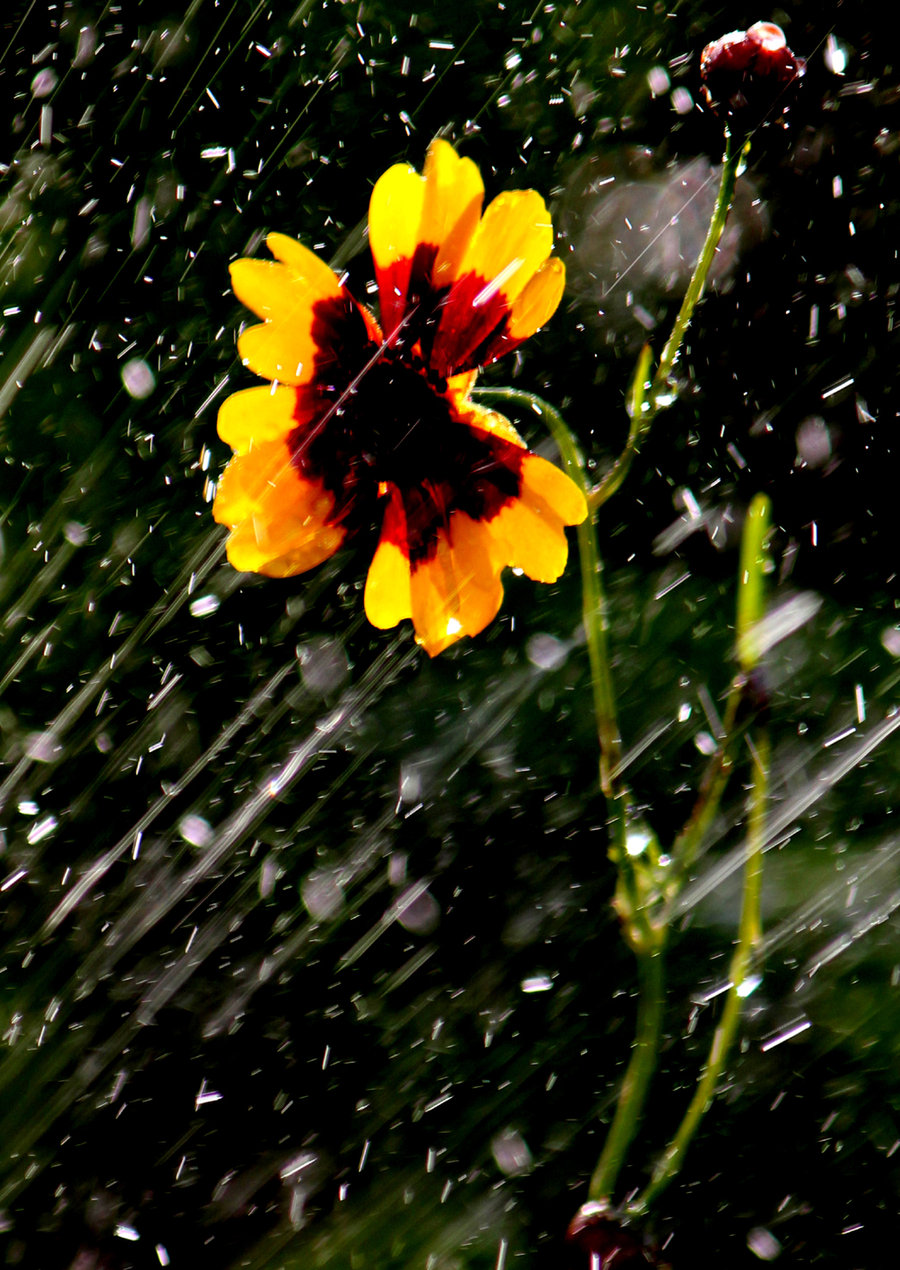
[376,253,522,378]
[285,294,380,530]
[308,292,373,382]
[428,271,513,379]
[469,324,525,372]
[377,241,440,343]
[377,257,413,342]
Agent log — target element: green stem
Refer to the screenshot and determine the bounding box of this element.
[589,344,653,512]
[472,386,622,799]
[575,502,621,801]
[651,130,743,404]
[628,725,768,1216]
[672,494,771,886]
[669,677,743,886]
[589,939,666,1201]
[736,494,774,674]
[627,493,772,1215]
[590,130,746,514]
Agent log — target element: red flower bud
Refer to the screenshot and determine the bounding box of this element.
[566,1201,662,1267]
[700,21,805,124]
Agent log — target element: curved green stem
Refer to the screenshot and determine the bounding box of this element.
[628,725,768,1217]
[590,130,746,514]
[627,493,772,1215]
[671,492,772,884]
[588,344,653,512]
[472,386,623,799]
[651,129,743,405]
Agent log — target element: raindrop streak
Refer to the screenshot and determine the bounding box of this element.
[677,712,900,915]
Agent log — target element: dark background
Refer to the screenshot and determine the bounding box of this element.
[2,2,899,1267]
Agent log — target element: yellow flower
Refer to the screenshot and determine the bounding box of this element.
[213,139,586,656]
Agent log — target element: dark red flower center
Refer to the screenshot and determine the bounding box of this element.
[287,294,524,564]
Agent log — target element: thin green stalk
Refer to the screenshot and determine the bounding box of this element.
[736,494,774,674]
[575,506,621,801]
[627,493,772,1216]
[669,677,743,885]
[589,344,653,512]
[628,725,768,1217]
[472,387,623,799]
[593,496,768,1204]
[743,730,767,957]
[651,130,743,404]
[480,132,748,1203]
[589,939,666,1201]
[671,492,772,887]
[590,131,746,514]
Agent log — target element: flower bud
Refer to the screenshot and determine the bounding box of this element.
[566,1201,662,1267]
[700,21,805,125]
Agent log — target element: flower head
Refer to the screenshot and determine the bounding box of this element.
[213,139,587,656]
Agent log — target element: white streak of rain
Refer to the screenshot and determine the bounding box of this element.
[677,710,900,916]
[0,528,226,816]
[41,653,299,935]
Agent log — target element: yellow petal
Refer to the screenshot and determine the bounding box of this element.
[266,232,344,295]
[236,321,318,386]
[445,506,501,593]
[369,161,425,338]
[521,451,587,526]
[507,256,566,340]
[365,535,411,628]
[423,139,485,286]
[454,396,527,449]
[409,512,504,656]
[229,236,344,386]
[230,258,339,325]
[484,454,586,583]
[217,384,306,455]
[364,493,412,629]
[429,190,557,374]
[213,438,344,576]
[455,188,554,306]
[369,162,426,273]
[488,495,569,583]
